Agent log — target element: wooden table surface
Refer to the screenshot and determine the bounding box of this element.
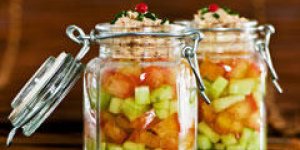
[0,0,300,150]
[0,132,300,150]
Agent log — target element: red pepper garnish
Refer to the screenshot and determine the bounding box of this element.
[135,2,148,13]
[208,3,219,12]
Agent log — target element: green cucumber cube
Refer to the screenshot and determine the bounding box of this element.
[239,128,254,146]
[85,138,95,150]
[227,144,245,150]
[121,98,148,121]
[214,143,226,150]
[155,109,169,119]
[89,89,111,110]
[246,132,260,150]
[150,85,173,103]
[212,95,245,112]
[197,134,212,150]
[123,141,145,150]
[153,100,170,110]
[198,122,220,143]
[135,86,150,105]
[108,144,123,150]
[101,142,106,150]
[109,98,123,114]
[221,134,237,146]
[210,76,228,99]
[229,78,256,95]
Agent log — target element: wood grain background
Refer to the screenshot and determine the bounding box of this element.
[0,0,299,148]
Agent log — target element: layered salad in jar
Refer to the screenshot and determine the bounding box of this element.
[84,3,196,150]
[193,4,267,150]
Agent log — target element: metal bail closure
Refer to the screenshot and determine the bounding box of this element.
[6,26,90,146]
[183,31,211,104]
[257,25,283,93]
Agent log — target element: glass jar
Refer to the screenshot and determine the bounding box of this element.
[177,21,281,150]
[83,24,203,150]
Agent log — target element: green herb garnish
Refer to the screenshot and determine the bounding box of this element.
[200,7,209,15]
[137,13,145,21]
[213,13,220,19]
[161,18,169,24]
[144,12,157,21]
[110,11,128,24]
[223,7,239,16]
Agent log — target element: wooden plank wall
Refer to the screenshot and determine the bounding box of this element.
[0,0,299,137]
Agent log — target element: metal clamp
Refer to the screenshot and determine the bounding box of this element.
[66,25,211,104]
[257,25,283,93]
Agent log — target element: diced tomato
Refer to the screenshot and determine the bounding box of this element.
[199,100,216,123]
[151,113,180,138]
[245,112,260,131]
[228,59,249,79]
[200,60,225,81]
[246,94,259,112]
[115,115,132,131]
[103,120,128,144]
[102,70,138,98]
[100,111,115,127]
[214,112,243,134]
[131,109,156,130]
[117,64,142,82]
[129,130,161,149]
[142,66,176,89]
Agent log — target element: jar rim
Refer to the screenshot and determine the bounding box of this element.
[175,20,259,33]
[95,23,188,34]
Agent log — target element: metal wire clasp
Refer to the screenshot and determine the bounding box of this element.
[257,25,283,93]
[65,25,210,104]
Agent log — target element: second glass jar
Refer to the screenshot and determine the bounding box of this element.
[194,22,267,150]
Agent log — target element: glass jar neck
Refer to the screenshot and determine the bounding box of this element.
[95,23,187,61]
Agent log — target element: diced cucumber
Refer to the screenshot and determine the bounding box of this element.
[85,138,95,150]
[89,89,111,110]
[226,144,245,150]
[107,144,123,150]
[109,98,123,114]
[246,132,260,150]
[101,142,106,150]
[229,78,256,95]
[135,86,150,105]
[123,141,145,150]
[153,100,170,110]
[210,76,228,99]
[214,143,225,150]
[198,122,220,143]
[155,109,169,119]
[203,79,212,91]
[212,95,245,112]
[221,134,237,146]
[239,128,254,146]
[197,134,212,150]
[169,100,178,114]
[121,98,148,121]
[150,85,173,103]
